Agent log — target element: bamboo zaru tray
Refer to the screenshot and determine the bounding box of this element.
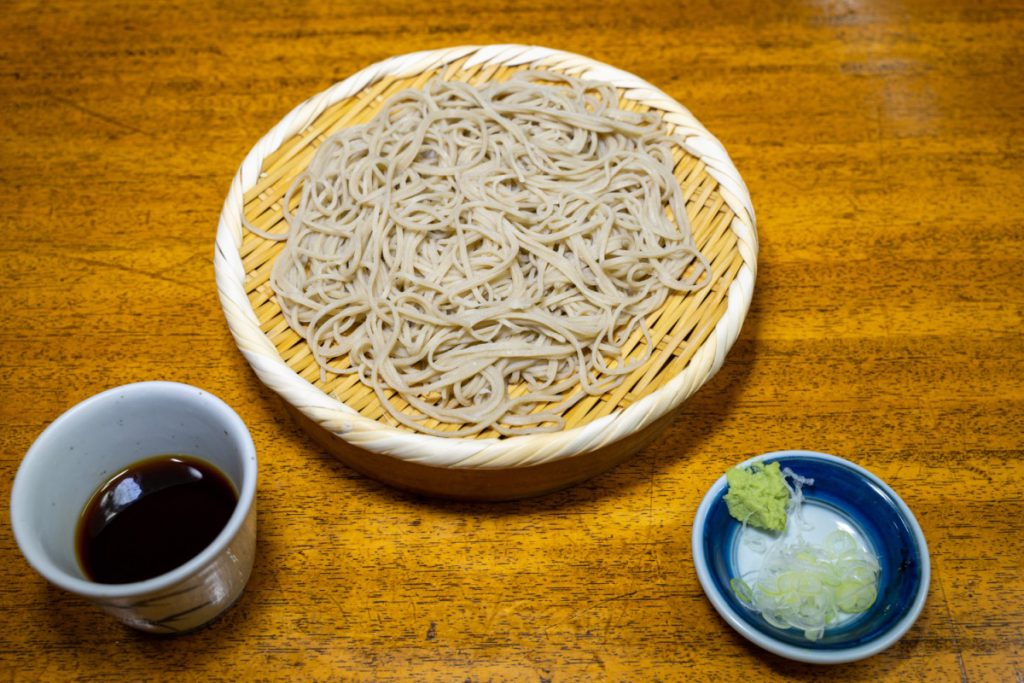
[215,45,757,500]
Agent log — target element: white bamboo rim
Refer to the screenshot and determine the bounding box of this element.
[214,45,758,469]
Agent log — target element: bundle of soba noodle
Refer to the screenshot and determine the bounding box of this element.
[264,70,711,436]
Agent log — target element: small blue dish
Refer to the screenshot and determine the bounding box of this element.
[691,450,929,664]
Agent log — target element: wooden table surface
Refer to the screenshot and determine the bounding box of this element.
[2,0,1022,680]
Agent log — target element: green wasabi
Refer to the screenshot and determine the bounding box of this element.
[724,461,790,532]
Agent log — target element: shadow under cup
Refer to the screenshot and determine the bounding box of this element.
[10,381,258,634]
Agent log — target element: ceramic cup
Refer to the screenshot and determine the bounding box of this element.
[10,381,258,634]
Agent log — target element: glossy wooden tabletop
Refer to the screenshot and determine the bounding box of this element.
[2,0,1022,680]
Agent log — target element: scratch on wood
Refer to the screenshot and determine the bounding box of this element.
[934,555,970,683]
[544,590,640,635]
[62,253,204,292]
[46,93,149,135]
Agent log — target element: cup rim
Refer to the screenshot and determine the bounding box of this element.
[10,381,258,599]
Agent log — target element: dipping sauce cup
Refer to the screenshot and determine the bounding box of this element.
[10,381,258,634]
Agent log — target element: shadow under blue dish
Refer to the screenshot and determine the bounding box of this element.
[701,453,925,650]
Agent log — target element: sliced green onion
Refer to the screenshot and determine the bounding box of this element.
[737,530,880,641]
[731,577,755,606]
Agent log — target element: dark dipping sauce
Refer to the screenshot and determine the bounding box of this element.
[76,455,237,584]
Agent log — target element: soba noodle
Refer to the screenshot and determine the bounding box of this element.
[263,70,711,436]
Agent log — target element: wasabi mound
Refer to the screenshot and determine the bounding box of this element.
[724,461,789,532]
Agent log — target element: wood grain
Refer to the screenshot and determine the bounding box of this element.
[1,0,1022,680]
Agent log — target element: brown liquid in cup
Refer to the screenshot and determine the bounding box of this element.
[76,455,237,584]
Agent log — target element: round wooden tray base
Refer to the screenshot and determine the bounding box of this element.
[284,402,679,501]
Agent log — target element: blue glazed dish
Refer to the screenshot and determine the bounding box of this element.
[691,450,930,664]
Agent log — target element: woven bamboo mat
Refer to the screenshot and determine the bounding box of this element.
[239,58,742,438]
